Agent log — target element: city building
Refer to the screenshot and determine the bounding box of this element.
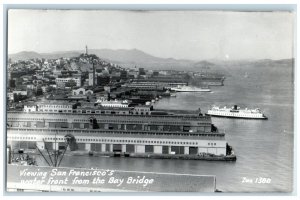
[122,82,165,90]
[72,88,94,96]
[23,104,38,112]
[97,75,110,86]
[7,93,14,101]
[139,68,146,75]
[88,71,96,86]
[35,101,77,113]
[99,100,130,108]
[120,70,128,80]
[12,90,28,96]
[55,77,81,88]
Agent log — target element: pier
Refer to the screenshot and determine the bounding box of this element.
[7,127,227,156]
[7,111,213,133]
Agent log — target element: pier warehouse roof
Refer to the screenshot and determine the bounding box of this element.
[8,111,213,133]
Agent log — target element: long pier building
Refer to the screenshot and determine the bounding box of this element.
[7,106,233,158]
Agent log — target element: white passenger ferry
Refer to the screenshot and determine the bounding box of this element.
[206,105,267,119]
[171,85,211,92]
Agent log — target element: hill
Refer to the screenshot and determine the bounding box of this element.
[9,49,194,70]
[9,49,293,73]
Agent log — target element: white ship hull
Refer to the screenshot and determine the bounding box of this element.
[171,87,211,92]
[206,110,267,119]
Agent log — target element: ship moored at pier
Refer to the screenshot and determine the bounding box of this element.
[170,85,211,92]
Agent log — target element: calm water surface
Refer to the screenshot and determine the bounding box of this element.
[36,64,294,192]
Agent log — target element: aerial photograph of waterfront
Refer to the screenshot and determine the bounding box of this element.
[5,9,295,193]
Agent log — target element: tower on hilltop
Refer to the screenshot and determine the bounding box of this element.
[85,45,88,55]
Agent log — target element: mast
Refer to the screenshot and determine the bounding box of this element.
[35,133,72,167]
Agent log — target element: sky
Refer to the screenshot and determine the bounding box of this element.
[8,10,295,60]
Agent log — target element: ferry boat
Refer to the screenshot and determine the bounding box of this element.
[171,85,211,92]
[206,105,267,119]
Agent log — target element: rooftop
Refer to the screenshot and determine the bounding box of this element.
[35,100,76,105]
[8,127,225,140]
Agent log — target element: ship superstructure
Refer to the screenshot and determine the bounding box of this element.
[207,105,267,119]
[171,85,211,92]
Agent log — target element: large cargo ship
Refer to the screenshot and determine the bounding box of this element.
[171,86,211,92]
[206,105,267,119]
